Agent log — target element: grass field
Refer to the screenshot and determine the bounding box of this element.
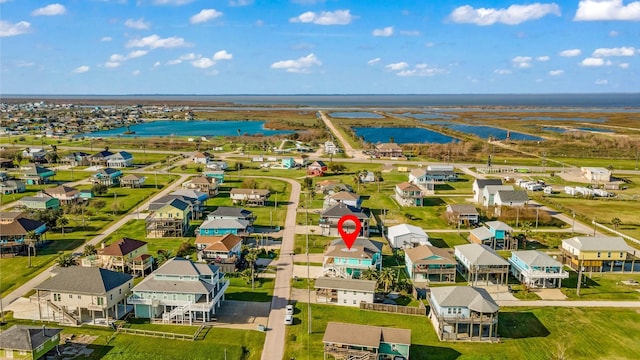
[225,277,275,302]
[285,303,640,360]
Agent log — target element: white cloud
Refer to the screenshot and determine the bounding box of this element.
[289,10,354,25]
[494,69,512,75]
[15,60,35,67]
[609,30,619,36]
[100,36,113,42]
[559,48,582,57]
[192,58,215,69]
[575,0,640,21]
[32,3,66,16]
[105,62,121,68]
[536,55,550,61]
[151,0,194,5]
[73,65,90,73]
[125,18,150,30]
[425,42,435,47]
[0,20,31,37]
[581,57,611,66]
[368,58,381,65]
[372,26,393,37]
[167,53,199,65]
[109,54,126,62]
[448,3,561,25]
[397,63,446,77]
[167,59,182,65]
[213,50,232,60]
[400,30,420,36]
[592,46,635,57]
[619,62,630,68]
[190,9,223,24]
[126,34,189,49]
[595,79,609,85]
[127,50,148,59]
[512,56,533,68]
[132,70,141,76]
[385,62,409,71]
[270,53,322,73]
[549,69,564,76]
[153,61,161,67]
[229,0,253,6]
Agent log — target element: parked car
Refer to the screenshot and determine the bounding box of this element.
[286,304,294,316]
[284,314,293,325]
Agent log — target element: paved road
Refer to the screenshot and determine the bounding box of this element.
[317,111,367,160]
[259,177,301,360]
[0,173,190,310]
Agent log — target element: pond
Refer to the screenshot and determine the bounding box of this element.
[521,116,605,123]
[403,112,458,120]
[445,124,543,141]
[577,127,614,133]
[329,112,384,119]
[542,127,566,133]
[353,127,456,144]
[82,120,293,138]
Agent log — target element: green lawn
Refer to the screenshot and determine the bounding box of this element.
[294,234,334,254]
[561,272,640,300]
[225,277,275,302]
[285,303,640,360]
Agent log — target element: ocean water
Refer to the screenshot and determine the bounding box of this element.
[446,124,542,141]
[4,93,639,108]
[84,120,292,138]
[329,112,384,118]
[353,127,455,144]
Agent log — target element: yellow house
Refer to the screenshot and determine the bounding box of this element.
[146,198,191,238]
[560,236,631,272]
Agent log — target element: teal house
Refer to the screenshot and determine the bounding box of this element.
[204,170,225,184]
[323,237,382,279]
[0,325,62,360]
[21,164,55,185]
[19,194,60,210]
[323,322,411,360]
[92,168,123,187]
[128,257,229,324]
[198,218,251,237]
[282,157,296,169]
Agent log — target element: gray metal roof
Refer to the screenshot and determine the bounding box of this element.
[474,179,503,189]
[0,325,62,351]
[455,243,509,266]
[485,221,514,232]
[511,250,562,267]
[200,218,250,230]
[563,236,631,252]
[133,257,219,295]
[430,286,499,313]
[321,203,369,219]
[469,227,493,241]
[446,204,478,215]
[496,190,529,203]
[314,277,376,292]
[35,267,133,295]
[153,257,218,276]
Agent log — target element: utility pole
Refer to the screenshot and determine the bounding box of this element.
[572,212,575,234]
[535,207,539,229]
[593,217,597,236]
[576,257,584,296]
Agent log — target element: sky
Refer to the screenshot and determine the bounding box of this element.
[1,0,639,94]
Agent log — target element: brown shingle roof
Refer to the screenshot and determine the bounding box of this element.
[0,218,45,236]
[405,245,456,265]
[323,322,411,348]
[43,185,78,196]
[396,181,421,192]
[99,238,147,256]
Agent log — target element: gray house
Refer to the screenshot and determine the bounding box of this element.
[454,243,510,287]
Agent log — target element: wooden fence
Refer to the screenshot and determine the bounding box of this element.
[360,302,426,316]
[117,325,207,341]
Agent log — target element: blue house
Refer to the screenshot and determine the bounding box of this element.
[469,221,515,250]
[282,157,296,169]
[198,218,252,237]
[204,170,225,184]
[509,250,568,288]
[92,168,123,187]
[323,237,383,279]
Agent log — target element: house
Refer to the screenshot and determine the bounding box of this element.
[19,194,60,210]
[409,168,458,185]
[128,257,229,324]
[323,237,382,278]
[468,221,516,250]
[91,168,123,187]
[145,198,191,238]
[281,157,296,169]
[0,158,14,169]
[319,182,354,195]
[387,224,430,249]
[454,243,510,286]
[323,191,362,210]
[472,179,503,203]
[0,215,47,255]
[120,174,146,188]
[207,206,255,225]
[314,277,376,306]
[192,152,210,164]
[0,180,26,194]
[21,164,55,185]
[560,236,632,272]
[446,204,479,225]
[323,322,411,360]
[43,185,79,204]
[359,171,375,183]
[34,267,133,325]
[493,190,529,213]
[509,250,569,288]
[181,176,219,196]
[149,194,203,221]
[405,245,457,283]
[428,165,454,172]
[482,185,514,207]
[230,188,270,206]
[195,234,242,272]
[320,203,370,237]
[395,182,424,207]
[581,167,611,183]
[205,161,228,170]
[22,148,46,161]
[82,238,152,276]
[324,141,339,155]
[203,170,225,183]
[59,151,91,166]
[307,160,328,176]
[198,218,252,237]
[375,143,403,158]
[0,325,62,360]
[106,151,133,168]
[427,286,499,342]
[89,150,114,166]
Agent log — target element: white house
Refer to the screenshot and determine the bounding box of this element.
[323,191,361,209]
[314,277,376,307]
[581,167,611,183]
[106,151,134,168]
[324,141,339,155]
[472,179,503,203]
[493,190,529,209]
[387,224,430,249]
[482,185,514,207]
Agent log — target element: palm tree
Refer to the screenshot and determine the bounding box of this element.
[374,171,383,193]
[378,267,396,293]
[25,230,39,268]
[361,268,379,282]
[612,217,622,231]
[56,253,76,267]
[83,244,97,257]
[56,216,69,235]
[244,249,259,290]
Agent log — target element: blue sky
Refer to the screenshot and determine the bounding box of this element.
[1,0,639,94]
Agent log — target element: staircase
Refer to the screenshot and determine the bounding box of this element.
[46,300,80,326]
[323,265,349,279]
[162,304,190,324]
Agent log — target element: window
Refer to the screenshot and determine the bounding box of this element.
[607,252,612,258]
[353,300,356,304]
[597,252,601,258]
[119,289,122,294]
[97,297,104,305]
[69,294,73,299]
[54,293,60,301]
[78,295,81,299]
[344,290,347,294]
[353,291,357,295]
[447,308,452,314]
[620,252,624,258]
[110,294,113,300]
[343,299,347,304]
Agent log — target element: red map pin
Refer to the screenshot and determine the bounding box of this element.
[337,214,361,250]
